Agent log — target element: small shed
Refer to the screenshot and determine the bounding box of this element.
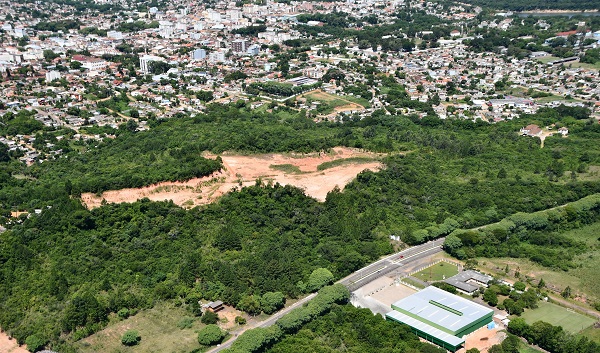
[206,300,224,313]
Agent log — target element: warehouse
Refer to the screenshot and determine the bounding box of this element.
[386,286,494,352]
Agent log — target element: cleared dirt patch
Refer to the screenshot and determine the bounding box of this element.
[462,325,505,353]
[82,147,383,209]
[0,330,28,353]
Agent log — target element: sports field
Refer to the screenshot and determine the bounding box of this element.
[413,262,459,282]
[520,302,596,334]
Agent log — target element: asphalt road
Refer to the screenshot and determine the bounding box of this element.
[339,238,445,291]
[207,238,446,352]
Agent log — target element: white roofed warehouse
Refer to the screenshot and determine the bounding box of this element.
[385,286,494,352]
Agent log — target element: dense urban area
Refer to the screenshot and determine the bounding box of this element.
[0,0,599,352]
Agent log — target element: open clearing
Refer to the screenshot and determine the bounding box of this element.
[520,302,596,334]
[300,90,366,117]
[413,262,459,282]
[76,301,216,353]
[476,220,600,305]
[0,331,28,353]
[82,147,383,208]
[464,325,506,353]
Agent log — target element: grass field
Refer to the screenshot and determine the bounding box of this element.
[76,302,205,353]
[535,56,561,64]
[270,164,303,174]
[580,325,600,342]
[414,262,459,282]
[476,221,600,304]
[316,157,378,171]
[343,95,371,108]
[302,90,365,115]
[520,302,596,334]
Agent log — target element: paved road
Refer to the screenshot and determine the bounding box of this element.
[339,238,445,291]
[206,293,317,353]
[207,239,446,352]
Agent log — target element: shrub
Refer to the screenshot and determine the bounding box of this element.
[235,316,247,325]
[117,308,129,319]
[177,316,195,329]
[25,334,45,352]
[121,330,141,346]
[201,310,219,324]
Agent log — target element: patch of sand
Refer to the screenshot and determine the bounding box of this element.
[216,306,244,331]
[460,325,506,353]
[0,331,28,353]
[82,147,383,209]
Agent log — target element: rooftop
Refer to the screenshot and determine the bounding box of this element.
[390,286,493,335]
[386,310,465,346]
[444,270,493,293]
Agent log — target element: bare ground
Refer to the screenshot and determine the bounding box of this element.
[0,331,28,353]
[82,147,383,209]
[459,325,506,353]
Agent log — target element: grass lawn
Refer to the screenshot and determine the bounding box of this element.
[413,262,459,282]
[343,95,371,108]
[535,56,561,64]
[75,301,206,353]
[520,302,596,334]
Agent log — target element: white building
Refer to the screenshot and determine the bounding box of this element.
[107,30,124,40]
[82,58,108,71]
[45,70,61,82]
[140,54,165,74]
[191,49,206,60]
[208,50,226,63]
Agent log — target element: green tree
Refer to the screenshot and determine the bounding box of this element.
[0,142,10,162]
[513,282,526,291]
[197,324,226,346]
[121,330,141,346]
[537,278,545,289]
[238,295,262,316]
[483,288,498,306]
[261,292,285,315]
[306,268,334,292]
[507,317,529,337]
[561,286,572,298]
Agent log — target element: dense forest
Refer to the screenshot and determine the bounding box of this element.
[1,103,600,351]
[265,304,447,353]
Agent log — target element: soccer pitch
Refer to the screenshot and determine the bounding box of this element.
[413,262,459,282]
[520,302,596,334]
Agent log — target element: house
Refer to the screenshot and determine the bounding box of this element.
[558,127,568,136]
[205,300,224,313]
[444,270,493,294]
[520,124,542,137]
